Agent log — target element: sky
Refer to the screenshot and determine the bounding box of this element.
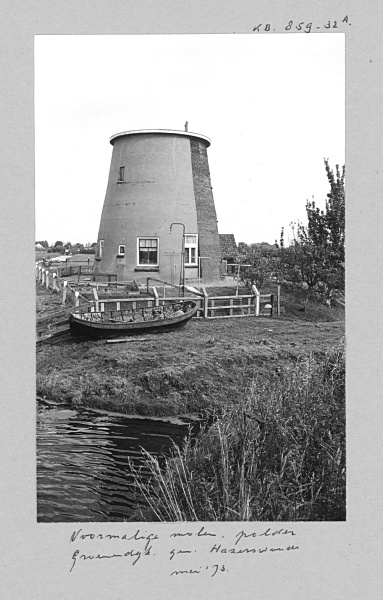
[35,34,344,246]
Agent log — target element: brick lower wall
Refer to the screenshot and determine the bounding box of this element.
[190,139,222,281]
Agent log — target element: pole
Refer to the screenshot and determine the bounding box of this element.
[170,222,185,297]
[236,264,241,296]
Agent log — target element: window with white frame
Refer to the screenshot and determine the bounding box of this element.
[118,245,125,256]
[98,239,104,258]
[184,234,198,265]
[138,238,158,265]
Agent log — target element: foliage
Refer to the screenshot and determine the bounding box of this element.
[240,252,280,289]
[279,160,345,302]
[133,340,346,521]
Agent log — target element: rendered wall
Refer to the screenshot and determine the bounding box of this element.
[93,131,221,284]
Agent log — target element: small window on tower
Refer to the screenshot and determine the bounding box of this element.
[118,166,125,183]
[118,245,125,256]
[99,239,104,258]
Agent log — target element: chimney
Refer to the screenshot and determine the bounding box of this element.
[184,121,188,132]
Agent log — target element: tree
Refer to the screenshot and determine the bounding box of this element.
[280,159,345,303]
[237,241,249,255]
[54,240,63,248]
[241,252,280,289]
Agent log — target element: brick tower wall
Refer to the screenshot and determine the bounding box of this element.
[190,139,222,281]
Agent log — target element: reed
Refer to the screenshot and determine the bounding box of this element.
[132,339,345,521]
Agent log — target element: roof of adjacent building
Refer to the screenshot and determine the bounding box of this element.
[219,234,238,258]
[109,129,211,147]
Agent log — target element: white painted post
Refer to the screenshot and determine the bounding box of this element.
[230,298,233,316]
[252,284,260,316]
[152,286,159,307]
[62,280,67,305]
[92,287,99,312]
[41,269,45,286]
[75,291,80,307]
[202,286,208,319]
[52,273,58,292]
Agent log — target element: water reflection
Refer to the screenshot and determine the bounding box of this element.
[37,402,191,522]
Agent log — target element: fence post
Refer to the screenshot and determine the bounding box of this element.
[270,294,274,317]
[62,281,67,305]
[42,269,46,286]
[230,298,233,316]
[252,284,260,316]
[247,296,251,316]
[75,291,80,307]
[92,287,99,312]
[201,286,209,319]
[52,273,58,293]
[277,285,280,316]
[152,286,160,307]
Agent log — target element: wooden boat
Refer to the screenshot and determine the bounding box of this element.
[69,300,198,339]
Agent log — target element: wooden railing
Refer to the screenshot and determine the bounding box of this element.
[36,262,279,319]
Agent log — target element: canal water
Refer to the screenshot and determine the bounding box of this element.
[36,401,192,522]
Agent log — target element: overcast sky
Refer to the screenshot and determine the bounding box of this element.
[35,34,344,246]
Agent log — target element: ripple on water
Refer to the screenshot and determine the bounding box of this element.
[36,402,189,522]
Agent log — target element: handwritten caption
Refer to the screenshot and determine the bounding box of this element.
[253,15,351,34]
[69,525,299,578]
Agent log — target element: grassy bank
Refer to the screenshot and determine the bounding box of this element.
[132,339,345,521]
[36,281,344,418]
[36,314,344,418]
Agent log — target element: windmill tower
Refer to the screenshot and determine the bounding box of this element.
[93,128,222,284]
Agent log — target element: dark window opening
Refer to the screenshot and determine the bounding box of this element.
[118,166,125,183]
[138,238,158,265]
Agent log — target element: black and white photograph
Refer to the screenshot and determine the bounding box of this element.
[35,33,346,524]
[2,0,383,598]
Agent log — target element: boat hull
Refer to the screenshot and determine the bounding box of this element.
[69,303,197,339]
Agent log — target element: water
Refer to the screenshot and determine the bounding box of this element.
[36,402,191,522]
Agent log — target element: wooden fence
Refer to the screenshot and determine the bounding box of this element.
[36,262,280,320]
